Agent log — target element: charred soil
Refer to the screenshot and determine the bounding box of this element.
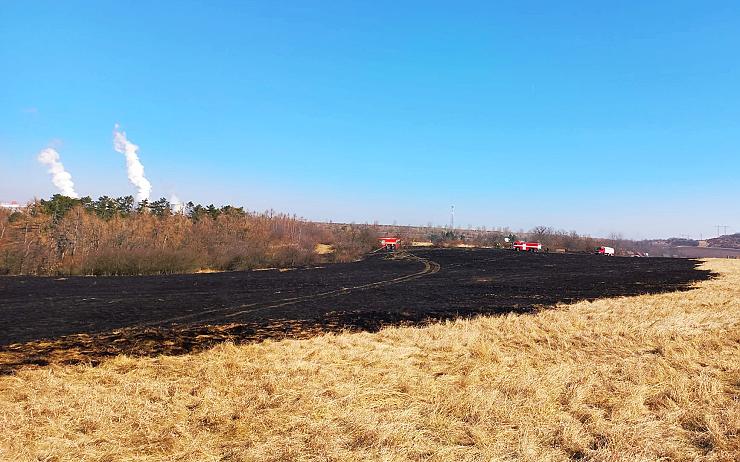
[0,248,710,373]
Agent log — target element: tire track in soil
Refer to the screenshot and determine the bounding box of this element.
[150,251,440,327]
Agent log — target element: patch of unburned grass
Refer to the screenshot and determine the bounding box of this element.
[0,260,738,461]
[314,243,335,255]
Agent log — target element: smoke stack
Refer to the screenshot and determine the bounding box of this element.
[37,147,79,198]
[113,124,152,202]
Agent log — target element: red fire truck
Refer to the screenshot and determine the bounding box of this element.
[513,241,542,252]
[379,237,400,251]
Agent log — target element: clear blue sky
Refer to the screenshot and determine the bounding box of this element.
[1,1,738,239]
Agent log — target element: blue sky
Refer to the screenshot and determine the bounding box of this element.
[1,1,738,239]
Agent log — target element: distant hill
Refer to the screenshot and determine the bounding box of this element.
[707,233,740,249]
[666,238,700,247]
[641,238,699,248]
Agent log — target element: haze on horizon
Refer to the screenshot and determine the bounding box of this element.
[1,1,738,240]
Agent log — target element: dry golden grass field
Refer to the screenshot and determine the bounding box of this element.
[1,259,738,461]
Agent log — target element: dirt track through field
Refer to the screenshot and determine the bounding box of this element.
[159,251,441,326]
[0,249,710,373]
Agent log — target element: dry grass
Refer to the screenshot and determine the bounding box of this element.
[1,259,738,461]
[314,244,335,255]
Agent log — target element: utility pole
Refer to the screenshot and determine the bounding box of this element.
[716,225,729,237]
[450,205,455,230]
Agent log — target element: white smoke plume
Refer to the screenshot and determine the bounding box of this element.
[170,194,185,214]
[37,147,79,198]
[113,124,152,202]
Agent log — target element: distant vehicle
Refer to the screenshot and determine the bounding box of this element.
[597,246,615,256]
[513,241,542,252]
[379,237,400,251]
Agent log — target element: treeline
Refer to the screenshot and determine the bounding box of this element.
[424,226,604,252]
[0,194,641,276]
[0,195,379,276]
[524,226,611,252]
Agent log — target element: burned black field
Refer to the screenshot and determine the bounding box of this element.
[0,248,710,373]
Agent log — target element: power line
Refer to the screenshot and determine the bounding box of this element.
[715,225,729,237]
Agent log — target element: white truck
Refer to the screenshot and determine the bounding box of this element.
[597,246,615,256]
